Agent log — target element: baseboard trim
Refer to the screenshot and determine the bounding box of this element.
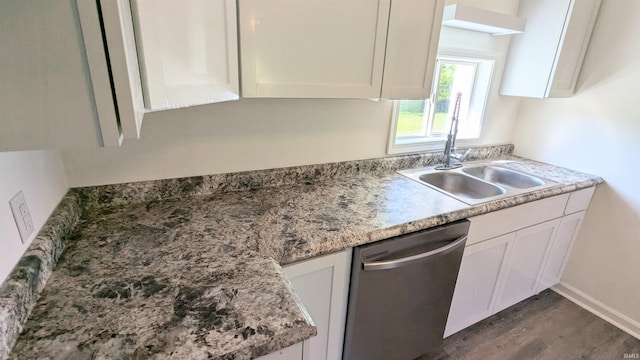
[552,282,640,340]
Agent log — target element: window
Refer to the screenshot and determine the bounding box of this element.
[388,55,495,154]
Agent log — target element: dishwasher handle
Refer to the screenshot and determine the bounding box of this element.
[362,234,467,271]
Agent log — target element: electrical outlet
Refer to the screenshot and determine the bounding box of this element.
[9,191,34,244]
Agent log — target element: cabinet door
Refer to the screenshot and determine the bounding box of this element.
[99,0,145,139]
[444,233,514,337]
[132,0,239,110]
[547,0,601,97]
[500,0,600,98]
[381,0,444,99]
[77,0,123,147]
[0,1,107,150]
[239,0,390,98]
[537,211,585,291]
[283,249,351,360]
[495,219,561,312]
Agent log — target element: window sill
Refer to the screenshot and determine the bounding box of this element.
[387,140,444,155]
[387,138,479,155]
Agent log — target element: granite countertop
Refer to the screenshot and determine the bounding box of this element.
[2,151,603,359]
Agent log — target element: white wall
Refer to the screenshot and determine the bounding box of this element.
[62,98,394,186]
[512,0,640,328]
[61,0,522,187]
[0,150,68,284]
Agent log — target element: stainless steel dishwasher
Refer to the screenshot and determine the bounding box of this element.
[343,220,469,360]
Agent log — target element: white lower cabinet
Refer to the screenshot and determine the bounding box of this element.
[494,219,561,313]
[258,249,352,360]
[445,189,594,337]
[537,211,585,292]
[444,233,514,337]
[259,190,593,353]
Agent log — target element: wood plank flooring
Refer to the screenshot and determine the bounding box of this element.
[421,290,640,360]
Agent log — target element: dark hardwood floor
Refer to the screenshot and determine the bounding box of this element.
[421,290,640,360]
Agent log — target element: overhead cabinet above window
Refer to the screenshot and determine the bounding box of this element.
[238,0,445,99]
[441,4,526,36]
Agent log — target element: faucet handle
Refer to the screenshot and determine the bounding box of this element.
[451,148,471,163]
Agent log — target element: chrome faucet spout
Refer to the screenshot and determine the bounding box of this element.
[436,92,467,170]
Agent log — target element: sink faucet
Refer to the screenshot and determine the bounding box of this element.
[436,92,471,170]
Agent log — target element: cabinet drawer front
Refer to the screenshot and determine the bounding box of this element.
[564,186,595,215]
[468,194,569,245]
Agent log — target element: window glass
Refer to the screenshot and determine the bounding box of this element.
[388,55,494,154]
[396,100,428,137]
[430,60,476,137]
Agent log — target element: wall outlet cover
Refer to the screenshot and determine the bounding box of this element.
[9,191,34,244]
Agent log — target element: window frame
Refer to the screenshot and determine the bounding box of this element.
[387,52,495,155]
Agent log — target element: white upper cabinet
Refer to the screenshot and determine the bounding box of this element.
[500,0,601,98]
[131,0,239,110]
[2,0,150,150]
[382,0,445,99]
[97,0,146,140]
[0,1,115,150]
[239,0,391,99]
[76,0,146,146]
[238,0,443,99]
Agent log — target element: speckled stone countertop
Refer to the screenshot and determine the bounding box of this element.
[3,148,603,359]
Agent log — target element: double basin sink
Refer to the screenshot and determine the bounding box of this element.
[398,161,557,205]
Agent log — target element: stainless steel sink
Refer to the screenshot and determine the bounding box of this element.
[398,161,557,205]
[418,172,505,200]
[462,165,545,189]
